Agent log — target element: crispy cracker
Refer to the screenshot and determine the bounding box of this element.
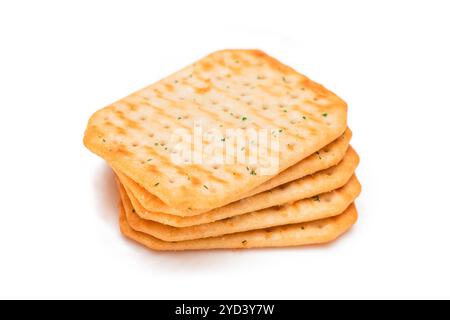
[118,128,352,216]
[84,49,348,211]
[120,147,359,227]
[118,174,360,242]
[119,202,358,251]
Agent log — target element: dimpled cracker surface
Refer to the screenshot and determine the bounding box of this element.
[84,49,348,211]
[242,128,351,198]
[119,202,358,251]
[117,128,352,216]
[119,147,359,227]
[118,174,360,241]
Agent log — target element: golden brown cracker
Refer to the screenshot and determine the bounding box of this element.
[84,49,348,211]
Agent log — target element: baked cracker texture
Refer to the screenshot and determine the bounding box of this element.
[119,174,360,241]
[84,49,348,211]
[117,128,352,216]
[84,49,360,252]
[119,147,359,227]
[119,202,358,251]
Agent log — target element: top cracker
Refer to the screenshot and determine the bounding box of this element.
[84,50,347,210]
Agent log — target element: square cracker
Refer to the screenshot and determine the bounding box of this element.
[84,50,347,211]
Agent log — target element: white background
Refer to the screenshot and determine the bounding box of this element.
[1,0,449,300]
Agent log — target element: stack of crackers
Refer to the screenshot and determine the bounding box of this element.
[84,50,361,251]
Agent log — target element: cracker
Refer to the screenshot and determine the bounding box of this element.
[84,49,348,211]
[119,202,358,251]
[118,174,360,241]
[118,128,352,216]
[120,147,359,227]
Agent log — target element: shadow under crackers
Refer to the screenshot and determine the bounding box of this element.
[91,163,240,269]
[93,163,119,227]
[91,162,358,271]
[117,227,358,273]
